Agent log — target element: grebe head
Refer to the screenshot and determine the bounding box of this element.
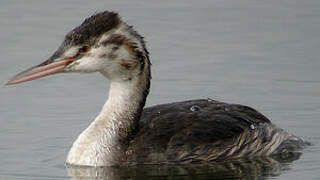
[6,11,150,85]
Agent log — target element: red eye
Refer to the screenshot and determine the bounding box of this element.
[79,46,89,53]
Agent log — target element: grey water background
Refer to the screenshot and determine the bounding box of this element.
[0,0,319,179]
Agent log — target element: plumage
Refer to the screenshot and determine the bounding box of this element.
[125,99,304,164]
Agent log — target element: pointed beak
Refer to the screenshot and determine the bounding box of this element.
[6,58,75,85]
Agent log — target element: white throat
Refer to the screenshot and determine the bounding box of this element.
[66,77,145,166]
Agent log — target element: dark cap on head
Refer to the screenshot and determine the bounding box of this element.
[49,11,121,61]
[66,11,120,46]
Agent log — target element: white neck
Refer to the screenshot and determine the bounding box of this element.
[66,77,146,166]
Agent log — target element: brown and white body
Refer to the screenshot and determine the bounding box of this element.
[7,11,307,167]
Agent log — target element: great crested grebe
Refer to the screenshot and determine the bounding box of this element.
[7,11,307,166]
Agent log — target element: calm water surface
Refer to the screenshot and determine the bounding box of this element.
[1,0,320,179]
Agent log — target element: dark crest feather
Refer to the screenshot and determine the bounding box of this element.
[66,11,120,46]
[49,11,121,61]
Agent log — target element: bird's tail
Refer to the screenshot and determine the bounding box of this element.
[275,134,310,154]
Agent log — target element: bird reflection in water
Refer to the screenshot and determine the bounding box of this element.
[67,152,301,180]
